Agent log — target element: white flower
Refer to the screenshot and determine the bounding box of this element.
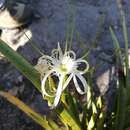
[38,43,89,108]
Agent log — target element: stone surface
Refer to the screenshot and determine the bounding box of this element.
[0,0,130,129]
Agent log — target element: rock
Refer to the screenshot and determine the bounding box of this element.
[30,94,49,115]
[0,0,129,102]
[0,1,130,129]
[0,0,34,28]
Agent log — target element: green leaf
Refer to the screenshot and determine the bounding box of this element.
[0,39,81,130]
[56,104,82,130]
[115,77,127,130]
[92,102,97,114]
[121,14,130,103]
[66,92,80,125]
[48,119,61,130]
[88,115,95,130]
[96,96,102,109]
[110,25,126,130]
[0,91,53,130]
[109,27,122,62]
[96,112,106,130]
[0,39,41,92]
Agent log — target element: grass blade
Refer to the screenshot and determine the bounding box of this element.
[121,14,130,102]
[56,104,82,130]
[0,39,41,91]
[109,27,122,61]
[115,76,127,130]
[0,39,82,130]
[0,91,53,130]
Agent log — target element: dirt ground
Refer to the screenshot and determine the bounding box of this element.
[0,0,130,129]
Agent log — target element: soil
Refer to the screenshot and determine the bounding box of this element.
[0,0,130,129]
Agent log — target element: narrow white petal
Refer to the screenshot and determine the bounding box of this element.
[51,49,59,59]
[62,74,73,91]
[73,74,87,94]
[75,59,89,74]
[40,55,57,65]
[58,42,63,59]
[52,43,63,60]
[51,75,65,108]
[64,51,76,60]
[41,70,55,97]
[76,73,88,93]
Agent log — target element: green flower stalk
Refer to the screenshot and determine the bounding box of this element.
[36,43,89,108]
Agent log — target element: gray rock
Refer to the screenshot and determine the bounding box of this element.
[0,0,130,116]
[126,128,130,130]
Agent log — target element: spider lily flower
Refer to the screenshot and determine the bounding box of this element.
[37,43,89,108]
